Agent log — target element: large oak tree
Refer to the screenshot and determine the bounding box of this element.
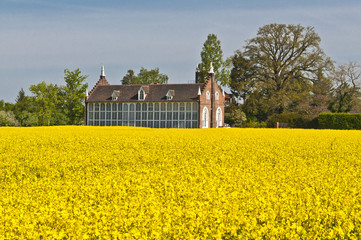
[230,23,333,120]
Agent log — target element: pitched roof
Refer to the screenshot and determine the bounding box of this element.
[86,83,205,102]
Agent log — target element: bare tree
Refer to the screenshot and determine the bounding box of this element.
[329,61,361,112]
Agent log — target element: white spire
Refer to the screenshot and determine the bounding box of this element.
[101,64,106,77]
[198,86,202,96]
[86,89,89,97]
[209,62,214,74]
[222,89,225,96]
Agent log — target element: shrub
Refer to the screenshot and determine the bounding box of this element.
[266,112,311,128]
[318,113,361,130]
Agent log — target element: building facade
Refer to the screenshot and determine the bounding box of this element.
[85,66,225,128]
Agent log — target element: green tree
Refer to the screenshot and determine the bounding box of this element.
[230,23,333,121]
[329,62,361,113]
[122,69,139,84]
[13,88,37,126]
[198,33,230,86]
[63,68,88,125]
[121,67,168,85]
[29,81,62,126]
[224,104,247,127]
[0,110,18,126]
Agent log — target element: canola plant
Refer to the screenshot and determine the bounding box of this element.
[1,126,361,239]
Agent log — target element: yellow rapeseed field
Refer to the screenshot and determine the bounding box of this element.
[1,126,361,239]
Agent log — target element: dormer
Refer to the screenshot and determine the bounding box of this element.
[166,90,175,100]
[138,87,146,100]
[112,90,119,100]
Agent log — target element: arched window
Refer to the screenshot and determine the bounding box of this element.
[215,91,219,101]
[202,107,209,128]
[216,107,222,128]
[138,87,145,100]
[206,91,210,100]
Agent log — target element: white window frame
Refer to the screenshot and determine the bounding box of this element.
[202,107,209,128]
[138,87,145,100]
[216,107,222,128]
[206,91,210,100]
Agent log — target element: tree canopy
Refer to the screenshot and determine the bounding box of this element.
[198,33,230,86]
[63,68,88,124]
[230,23,333,121]
[122,67,168,85]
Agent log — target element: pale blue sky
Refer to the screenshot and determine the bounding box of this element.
[1,0,361,102]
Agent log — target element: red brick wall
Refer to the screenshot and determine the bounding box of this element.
[198,73,225,128]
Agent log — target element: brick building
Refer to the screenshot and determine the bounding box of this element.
[85,65,225,128]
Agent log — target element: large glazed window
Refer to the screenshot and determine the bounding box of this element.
[202,107,209,128]
[216,107,222,128]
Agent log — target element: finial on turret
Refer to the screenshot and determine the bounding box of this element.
[198,86,202,96]
[101,64,106,77]
[209,62,214,74]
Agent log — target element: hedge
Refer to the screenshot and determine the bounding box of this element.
[318,113,361,130]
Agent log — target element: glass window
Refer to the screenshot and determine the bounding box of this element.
[148,103,153,111]
[142,103,147,111]
[136,121,141,127]
[186,103,191,111]
[101,103,105,111]
[136,112,141,120]
[112,112,117,120]
[192,103,198,112]
[206,91,210,100]
[161,103,166,111]
[118,112,122,120]
[160,121,166,128]
[106,103,111,111]
[136,103,141,111]
[130,103,135,112]
[123,103,128,111]
[106,112,111,120]
[139,89,144,100]
[101,112,105,120]
[95,103,99,111]
[173,103,178,111]
[167,112,172,120]
[167,121,172,128]
[89,104,94,111]
[161,112,166,120]
[89,112,94,120]
[148,121,153,128]
[180,112,185,120]
[129,112,134,121]
[142,112,147,120]
[112,103,117,111]
[154,121,159,128]
[95,112,99,120]
[148,112,153,120]
[155,112,160,120]
[180,103,185,111]
[215,92,219,100]
[123,112,128,121]
[173,112,178,120]
[186,112,191,120]
[118,103,122,111]
[192,112,198,121]
[155,103,159,111]
[167,103,172,111]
